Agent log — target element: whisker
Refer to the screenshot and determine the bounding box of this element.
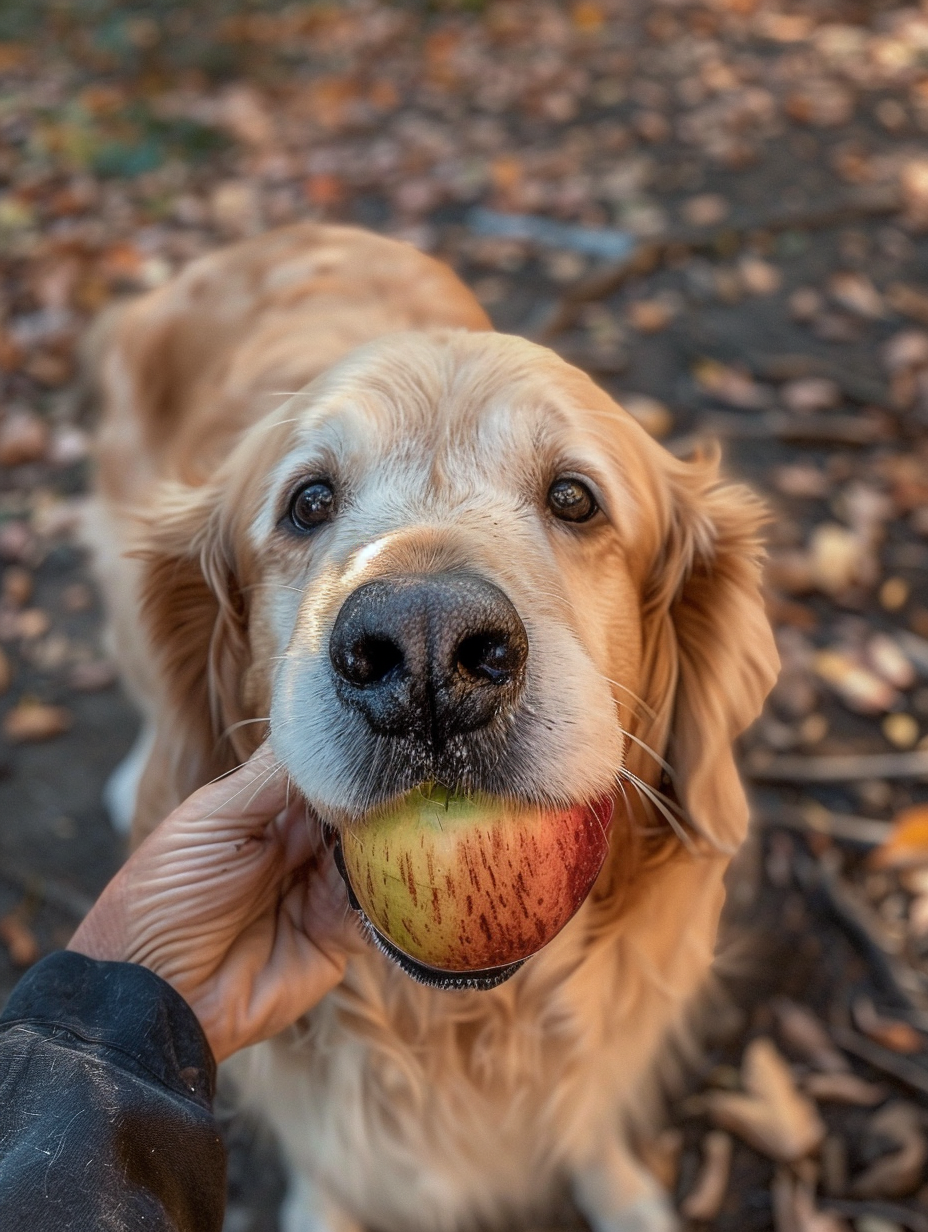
[599,674,658,722]
[222,716,272,741]
[619,770,696,853]
[618,726,675,779]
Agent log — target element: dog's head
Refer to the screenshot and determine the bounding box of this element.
[140,330,778,977]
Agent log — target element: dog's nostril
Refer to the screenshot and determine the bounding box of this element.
[338,636,404,687]
[456,632,525,685]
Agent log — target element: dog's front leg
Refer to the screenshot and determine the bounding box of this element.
[572,1134,678,1232]
[279,1172,364,1232]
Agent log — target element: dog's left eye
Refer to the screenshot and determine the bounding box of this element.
[289,481,336,531]
[547,477,598,523]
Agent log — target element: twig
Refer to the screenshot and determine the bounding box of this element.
[829,1026,928,1100]
[539,185,902,338]
[0,859,94,920]
[754,806,893,848]
[747,750,928,783]
[793,852,923,1014]
[702,410,889,446]
[746,352,889,407]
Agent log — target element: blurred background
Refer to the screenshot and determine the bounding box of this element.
[1,1,928,1228]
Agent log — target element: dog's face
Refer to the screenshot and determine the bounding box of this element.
[142,330,778,918]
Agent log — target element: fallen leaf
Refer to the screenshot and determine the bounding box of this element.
[882,329,928,373]
[882,713,919,750]
[619,393,673,438]
[68,660,118,692]
[0,411,49,467]
[627,298,675,333]
[803,1072,886,1106]
[808,524,872,595]
[680,1130,732,1221]
[866,635,916,690]
[681,192,729,227]
[851,1103,927,1199]
[813,650,898,715]
[772,998,849,1073]
[885,284,928,328]
[781,378,842,415]
[852,997,925,1054]
[1,565,32,608]
[739,255,782,295]
[829,272,885,319]
[0,911,39,967]
[2,700,72,742]
[707,1037,825,1162]
[870,804,928,869]
[693,358,770,408]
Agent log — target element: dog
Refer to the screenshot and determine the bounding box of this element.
[86,221,778,1232]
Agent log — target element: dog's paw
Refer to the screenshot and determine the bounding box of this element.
[279,1176,362,1232]
[602,1195,679,1232]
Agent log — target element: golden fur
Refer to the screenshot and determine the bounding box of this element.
[86,222,778,1232]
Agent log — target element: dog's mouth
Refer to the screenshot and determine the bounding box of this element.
[330,785,614,992]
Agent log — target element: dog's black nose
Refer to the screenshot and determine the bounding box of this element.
[329,573,528,743]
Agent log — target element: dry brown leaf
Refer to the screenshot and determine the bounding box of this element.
[772,998,849,1073]
[706,1037,825,1162]
[808,525,872,596]
[852,997,925,1054]
[851,1103,927,1199]
[866,635,916,690]
[803,1072,886,1106]
[680,1130,732,1221]
[829,272,885,319]
[781,378,842,415]
[619,393,673,438]
[813,650,898,715]
[16,608,50,640]
[692,358,770,408]
[0,647,12,696]
[0,411,49,467]
[0,911,39,967]
[1,565,32,608]
[2,700,72,742]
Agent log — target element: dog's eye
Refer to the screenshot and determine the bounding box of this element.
[547,477,598,523]
[289,481,336,531]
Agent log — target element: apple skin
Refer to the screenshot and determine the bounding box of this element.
[341,786,614,975]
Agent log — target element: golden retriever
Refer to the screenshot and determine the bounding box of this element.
[86,221,778,1232]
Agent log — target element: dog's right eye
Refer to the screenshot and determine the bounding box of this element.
[288,481,336,532]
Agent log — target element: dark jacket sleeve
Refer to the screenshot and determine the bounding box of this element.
[0,950,226,1232]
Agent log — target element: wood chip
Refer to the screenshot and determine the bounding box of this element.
[707,1037,825,1162]
[2,701,72,742]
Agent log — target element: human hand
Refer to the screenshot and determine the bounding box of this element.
[69,745,352,1062]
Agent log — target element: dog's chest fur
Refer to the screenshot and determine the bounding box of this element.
[229,857,726,1232]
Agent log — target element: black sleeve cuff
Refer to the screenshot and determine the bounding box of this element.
[0,950,216,1109]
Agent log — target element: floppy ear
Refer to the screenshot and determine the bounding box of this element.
[132,481,255,831]
[643,449,779,854]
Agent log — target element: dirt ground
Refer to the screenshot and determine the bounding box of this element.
[2,1,928,1229]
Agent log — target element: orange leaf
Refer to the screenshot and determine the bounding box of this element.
[870,804,928,869]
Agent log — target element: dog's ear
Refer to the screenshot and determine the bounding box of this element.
[135,481,253,806]
[643,448,779,854]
